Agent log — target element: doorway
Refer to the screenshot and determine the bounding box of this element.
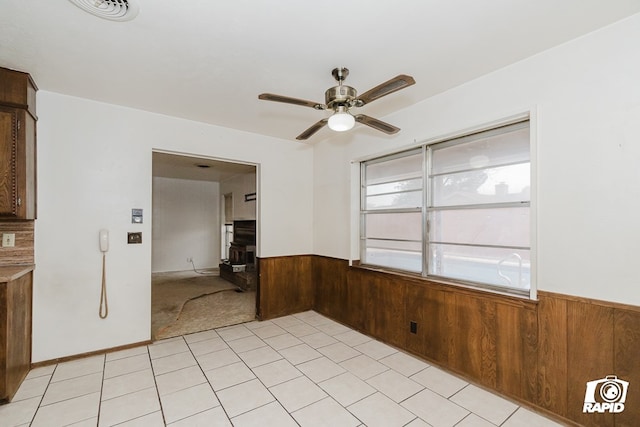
[151,151,258,340]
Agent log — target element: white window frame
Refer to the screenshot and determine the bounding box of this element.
[360,147,425,273]
[357,113,537,299]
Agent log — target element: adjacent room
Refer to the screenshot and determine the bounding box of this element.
[151,152,258,339]
[1,1,639,426]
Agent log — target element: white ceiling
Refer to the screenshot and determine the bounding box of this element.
[2,0,640,145]
[152,151,255,182]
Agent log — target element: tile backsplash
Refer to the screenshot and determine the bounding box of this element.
[0,221,34,265]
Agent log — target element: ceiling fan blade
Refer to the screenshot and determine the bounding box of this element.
[259,93,326,110]
[355,115,400,135]
[296,119,328,140]
[356,74,416,106]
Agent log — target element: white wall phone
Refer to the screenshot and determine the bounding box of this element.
[99,229,109,253]
[99,229,109,319]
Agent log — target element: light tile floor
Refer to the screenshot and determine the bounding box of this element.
[0,311,565,427]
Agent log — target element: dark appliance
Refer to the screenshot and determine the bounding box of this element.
[228,220,256,271]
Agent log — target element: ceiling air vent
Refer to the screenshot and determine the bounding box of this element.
[68,0,139,22]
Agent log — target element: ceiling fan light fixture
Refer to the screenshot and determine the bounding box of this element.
[258,68,415,140]
[67,0,139,21]
[328,107,355,132]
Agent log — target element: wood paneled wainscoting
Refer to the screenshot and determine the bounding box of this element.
[256,255,315,320]
[257,255,640,426]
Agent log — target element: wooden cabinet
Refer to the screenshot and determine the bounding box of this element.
[0,266,33,403]
[0,67,37,403]
[0,67,37,220]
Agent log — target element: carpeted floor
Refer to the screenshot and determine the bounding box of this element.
[151,270,256,340]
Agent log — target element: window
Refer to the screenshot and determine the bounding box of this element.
[360,120,531,295]
[361,149,424,273]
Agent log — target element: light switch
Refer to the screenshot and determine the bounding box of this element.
[2,233,15,247]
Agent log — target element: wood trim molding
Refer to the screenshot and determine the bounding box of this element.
[30,340,152,369]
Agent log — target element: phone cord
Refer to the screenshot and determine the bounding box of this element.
[99,253,109,319]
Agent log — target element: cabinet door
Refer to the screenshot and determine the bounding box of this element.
[0,107,18,218]
[0,107,35,219]
[0,271,33,403]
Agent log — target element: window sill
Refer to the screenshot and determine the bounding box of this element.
[350,260,538,307]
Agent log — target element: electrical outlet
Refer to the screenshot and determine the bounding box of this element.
[2,233,15,247]
[187,257,193,263]
[410,321,417,334]
[127,232,142,244]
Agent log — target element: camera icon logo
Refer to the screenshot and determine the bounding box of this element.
[583,375,629,413]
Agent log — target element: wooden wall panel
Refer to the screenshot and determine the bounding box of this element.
[264,255,640,426]
[405,283,449,364]
[313,256,349,321]
[256,255,314,320]
[368,273,406,348]
[567,301,614,427]
[614,309,640,427]
[404,282,428,358]
[537,294,568,417]
[495,302,524,396]
[450,293,484,383]
[443,292,457,371]
[520,305,539,403]
[479,298,498,389]
[342,267,369,332]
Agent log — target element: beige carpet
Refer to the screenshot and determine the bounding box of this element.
[152,271,256,340]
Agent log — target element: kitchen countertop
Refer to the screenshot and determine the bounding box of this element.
[0,264,35,282]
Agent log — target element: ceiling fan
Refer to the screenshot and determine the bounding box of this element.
[259,67,415,141]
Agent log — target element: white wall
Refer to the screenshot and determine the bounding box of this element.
[152,177,220,273]
[313,13,640,306]
[220,171,257,221]
[34,95,314,362]
[31,13,640,361]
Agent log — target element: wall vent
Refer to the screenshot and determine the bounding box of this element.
[67,0,139,22]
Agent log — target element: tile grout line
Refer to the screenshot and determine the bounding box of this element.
[498,406,524,427]
[95,354,107,426]
[448,382,522,426]
[447,383,478,425]
[195,316,387,424]
[382,379,425,406]
[220,330,288,422]
[257,315,367,424]
[26,364,58,426]
[288,314,431,425]
[186,328,235,424]
[401,416,420,426]
[147,342,169,427]
[29,361,104,426]
[16,312,553,427]
[289,313,376,426]
[214,321,305,424]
